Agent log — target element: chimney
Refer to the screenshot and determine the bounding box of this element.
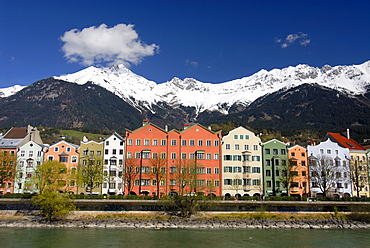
[346,128,350,139]
[142,119,149,126]
[184,124,190,130]
[165,125,168,132]
[208,126,212,131]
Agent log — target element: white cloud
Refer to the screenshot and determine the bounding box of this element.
[185,59,198,68]
[275,32,310,48]
[60,24,159,66]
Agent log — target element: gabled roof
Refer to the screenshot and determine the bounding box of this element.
[49,140,80,149]
[3,127,28,139]
[262,138,287,146]
[324,132,365,151]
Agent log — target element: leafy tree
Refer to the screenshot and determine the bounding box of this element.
[32,190,76,221]
[0,150,16,189]
[30,160,70,194]
[78,154,104,195]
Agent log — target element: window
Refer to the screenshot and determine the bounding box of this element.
[20,151,25,157]
[54,147,59,152]
[170,179,176,186]
[336,172,341,178]
[97,151,101,156]
[171,139,177,146]
[252,156,260,161]
[136,139,141,146]
[214,153,219,160]
[224,179,232,185]
[206,168,212,174]
[152,153,158,159]
[189,140,195,146]
[29,151,34,157]
[225,144,231,150]
[266,181,271,188]
[224,155,232,161]
[161,139,166,146]
[206,153,211,160]
[224,166,232,173]
[252,179,261,185]
[181,140,186,146]
[290,171,298,176]
[37,151,42,157]
[265,149,270,155]
[206,140,211,146]
[266,170,271,176]
[244,145,249,151]
[71,156,77,163]
[233,166,242,173]
[66,147,71,152]
[119,149,123,155]
[214,140,219,146]
[233,155,242,161]
[127,152,132,159]
[327,149,331,154]
[291,182,299,188]
[301,161,306,166]
[161,153,166,159]
[127,139,133,145]
[152,139,158,146]
[198,140,203,146]
[235,144,240,150]
[135,152,141,159]
[302,171,307,177]
[265,160,271,166]
[181,153,186,159]
[112,149,116,155]
[142,151,150,159]
[144,139,149,146]
[170,166,177,174]
[234,135,238,139]
[243,166,251,173]
[105,149,108,155]
[214,180,220,187]
[252,167,260,173]
[214,168,219,174]
[171,153,177,159]
[253,145,258,151]
[281,149,286,155]
[301,152,306,157]
[273,149,278,155]
[59,157,68,163]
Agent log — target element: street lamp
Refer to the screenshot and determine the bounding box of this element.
[139,149,151,195]
[193,150,205,193]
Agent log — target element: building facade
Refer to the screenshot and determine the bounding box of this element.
[44,141,80,194]
[14,141,45,194]
[221,126,263,198]
[125,122,222,197]
[102,132,125,195]
[262,139,288,196]
[78,138,104,195]
[288,145,309,197]
[307,139,352,198]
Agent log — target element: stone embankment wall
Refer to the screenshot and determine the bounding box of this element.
[1,199,369,212]
[1,217,370,229]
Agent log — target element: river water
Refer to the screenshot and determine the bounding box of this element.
[0,228,369,247]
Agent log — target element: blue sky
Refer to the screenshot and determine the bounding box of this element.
[1,0,370,88]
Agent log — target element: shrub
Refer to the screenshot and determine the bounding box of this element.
[32,191,76,221]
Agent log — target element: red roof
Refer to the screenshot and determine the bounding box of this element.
[3,127,28,139]
[326,132,365,150]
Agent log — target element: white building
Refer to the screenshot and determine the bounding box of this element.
[102,132,125,195]
[14,141,45,194]
[307,139,352,197]
[221,127,263,198]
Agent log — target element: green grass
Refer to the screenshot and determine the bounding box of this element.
[61,130,108,142]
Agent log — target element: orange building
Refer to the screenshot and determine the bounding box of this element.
[288,145,309,197]
[125,122,222,197]
[44,141,80,194]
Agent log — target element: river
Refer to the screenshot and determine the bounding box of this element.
[0,228,369,247]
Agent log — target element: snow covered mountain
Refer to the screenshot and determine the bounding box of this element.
[54,61,370,116]
[0,85,26,98]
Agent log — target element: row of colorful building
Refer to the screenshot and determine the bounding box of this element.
[0,121,369,198]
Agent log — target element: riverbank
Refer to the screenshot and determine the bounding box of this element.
[1,211,370,229]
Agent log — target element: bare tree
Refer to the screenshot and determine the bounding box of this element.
[309,155,338,197]
[149,157,166,198]
[124,158,139,195]
[350,158,368,197]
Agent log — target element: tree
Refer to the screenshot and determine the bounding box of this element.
[124,158,139,195]
[309,155,338,197]
[350,158,368,197]
[32,190,76,221]
[149,157,166,198]
[0,150,16,189]
[31,160,70,194]
[78,154,104,195]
